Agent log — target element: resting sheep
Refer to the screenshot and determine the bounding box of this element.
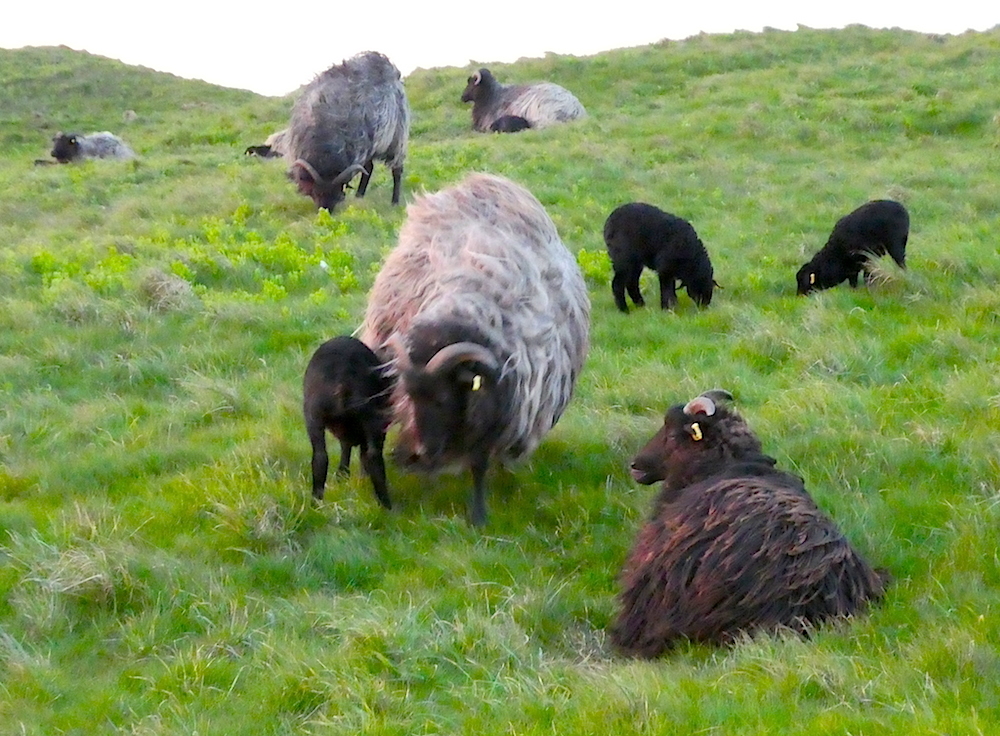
[303,336,394,507]
[50,131,135,163]
[611,390,888,657]
[490,115,532,134]
[603,202,717,312]
[285,51,409,210]
[461,68,586,133]
[360,173,590,526]
[796,199,909,294]
[245,129,288,158]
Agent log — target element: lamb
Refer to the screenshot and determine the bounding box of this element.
[360,173,590,526]
[285,52,409,210]
[610,390,888,657]
[461,68,586,133]
[490,115,532,134]
[796,199,909,295]
[50,131,135,163]
[603,202,717,312]
[303,336,394,507]
[245,129,288,158]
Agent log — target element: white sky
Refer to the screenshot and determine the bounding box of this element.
[2,2,997,97]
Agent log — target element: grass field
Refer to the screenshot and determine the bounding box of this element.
[1,25,999,734]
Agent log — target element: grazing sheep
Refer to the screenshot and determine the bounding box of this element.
[303,336,394,507]
[461,68,586,133]
[603,202,717,312]
[286,52,409,210]
[490,115,532,133]
[245,129,288,158]
[50,131,135,163]
[797,199,909,295]
[361,173,590,526]
[611,390,888,657]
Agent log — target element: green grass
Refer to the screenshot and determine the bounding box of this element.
[2,26,1000,734]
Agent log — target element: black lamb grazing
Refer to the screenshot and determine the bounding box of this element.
[303,336,393,507]
[610,390,888,657]
[797,199,909,295]
[603,202,716,312]
[490,115,532,133]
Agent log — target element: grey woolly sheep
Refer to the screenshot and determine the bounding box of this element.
[611,390,888,657]
[285,52,410,210]
[797,200,909,294]
[303,336,394,506]
[603,202,717,312]
[50,131,135,163]
[360,173,590,526]
[461,68,586,133]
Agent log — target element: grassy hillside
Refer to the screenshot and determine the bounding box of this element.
[1,26,999,734]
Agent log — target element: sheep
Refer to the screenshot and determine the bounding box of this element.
[285,52,409,210]
[796,199,909,295]
[245,129,288,158]
[50,131,135,163]
[360,173,590,526]
[461,68,586,133]
[490,115,532,134]
[610,390,888,657]
[603,202,717,312]
[303,336,394,507]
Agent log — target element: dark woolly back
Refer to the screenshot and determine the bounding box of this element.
[612,460,888,657]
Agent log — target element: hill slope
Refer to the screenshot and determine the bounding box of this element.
[1,26,999,736]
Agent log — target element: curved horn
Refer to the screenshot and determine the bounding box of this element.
[472,70,482,85]
[329,163,367,188]
[424,342,499,376]
[291,158,325,185]
[385,333,412,371]
[683,396,717,417]
[699,388,733,404]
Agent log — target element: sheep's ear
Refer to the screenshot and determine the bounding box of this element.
[683,396,716,416]
[686,422,704,442]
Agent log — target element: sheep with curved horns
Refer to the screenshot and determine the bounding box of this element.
[361,173,590,526]
[611,390,888,657]
[461,68,586,133]
[50,131,135,163]
[285,52,409,210]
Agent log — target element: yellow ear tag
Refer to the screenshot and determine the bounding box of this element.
[691,422,703,441]
[809,273,816,285]
[471,375,482,391]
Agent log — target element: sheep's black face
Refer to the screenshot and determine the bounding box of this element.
[51,134,79,163]
[797,253,843,294]
[687,276,715,306]
[460,77,478,103]
[630,405,724,489]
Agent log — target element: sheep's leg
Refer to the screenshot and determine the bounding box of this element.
[468,454,490,527]
[658,273,678,309]
[391,165,403,205]
[359,433,392,510]
[336,438,353,476]
[356,160,374,198]
[308,424,330,500]
[626,272,645,308]
[611,271,631,312]
[847,271,859,288]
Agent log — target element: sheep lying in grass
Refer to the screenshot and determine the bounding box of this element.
[245,129,288,158]
[490,115,531,133]
[603,202,717,312]
[796,199,910,294]
[50,131,135,163]
[461,68,586,132]
[611,390,888,657]
[303,336,394,507]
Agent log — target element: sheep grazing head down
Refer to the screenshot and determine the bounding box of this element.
[630,389,762,491]
[388,322,506,472]
[288,159,364,211]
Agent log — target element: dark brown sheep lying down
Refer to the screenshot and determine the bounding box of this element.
[611,390,888,657]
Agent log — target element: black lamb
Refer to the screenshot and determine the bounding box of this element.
[797,199,909,295]
[603,202,716,312]
[490,116,532,133]
[303,336,393,507]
